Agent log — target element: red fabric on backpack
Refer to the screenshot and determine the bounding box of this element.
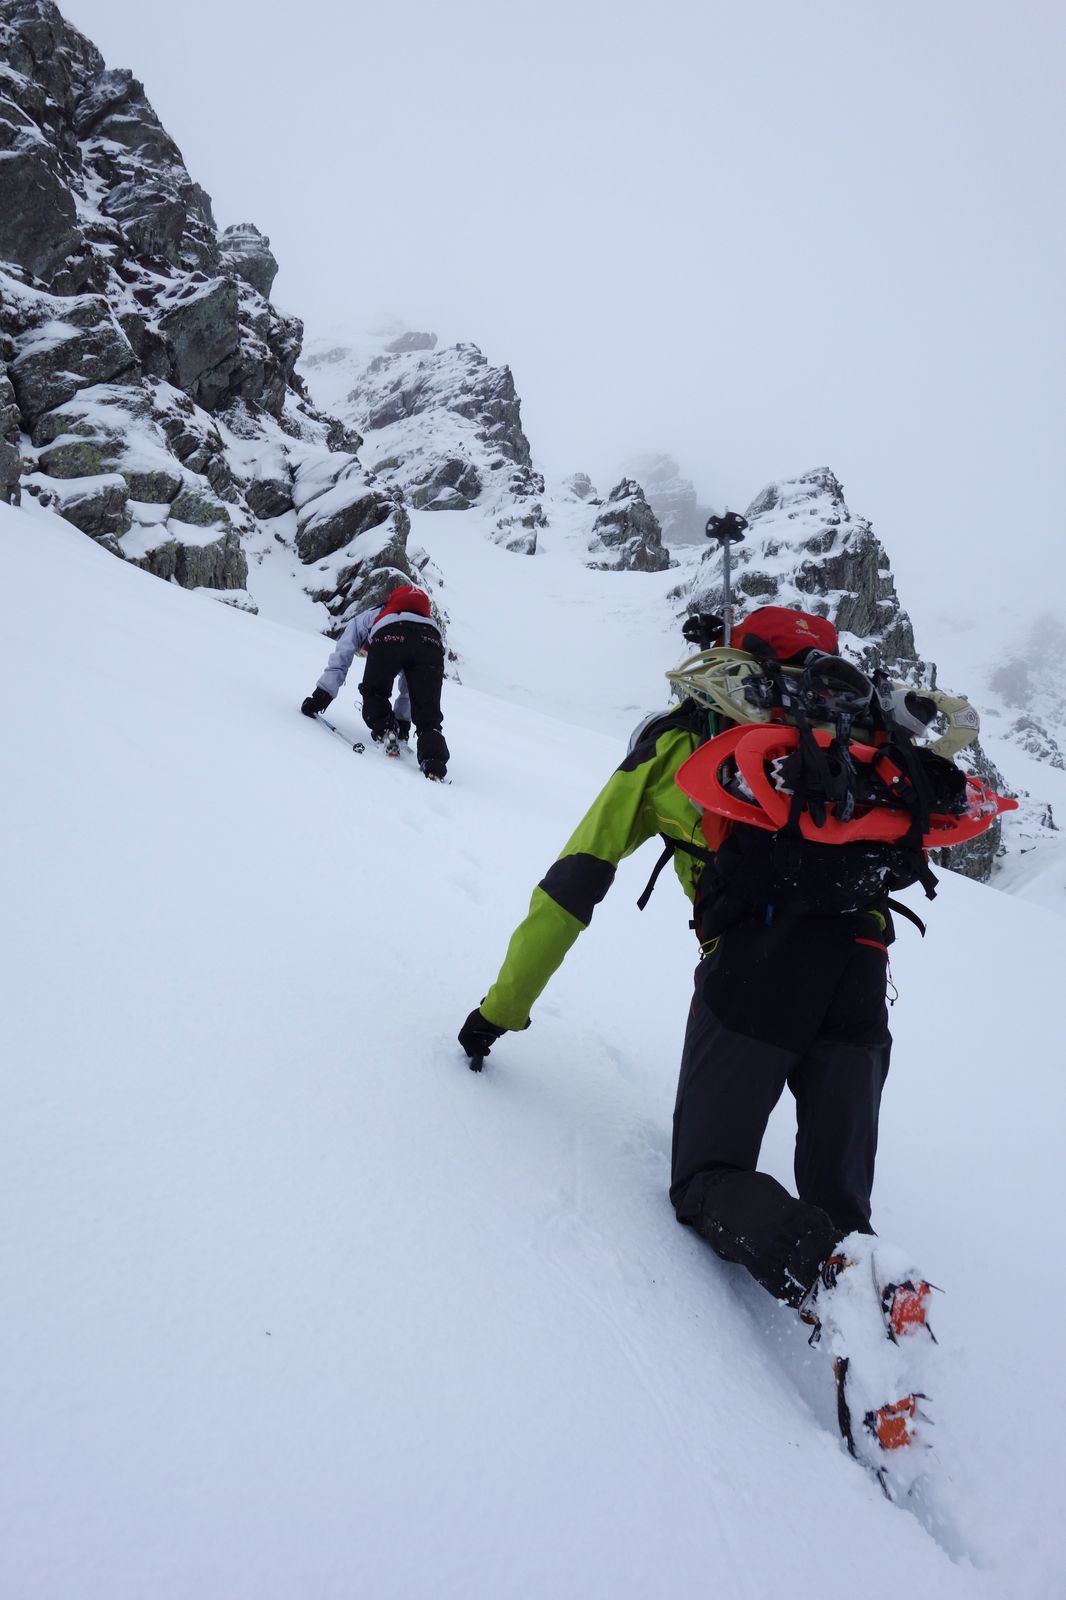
[376,584,431,621]
[738,606,838,662]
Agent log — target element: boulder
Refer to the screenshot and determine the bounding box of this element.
[130,525,248,589]
[245,474,293,519]
[38,470,131,540]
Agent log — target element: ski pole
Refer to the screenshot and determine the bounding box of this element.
[704,512,748,645]
[315,713,365,754]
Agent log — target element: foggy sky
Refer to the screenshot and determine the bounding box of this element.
[62,0,1066,656]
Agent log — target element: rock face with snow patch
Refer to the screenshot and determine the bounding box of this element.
[0,0,420,628]
[682,468,920,680]
[338,340,541,510]
[218,224,279,301]
[588,479,672,572]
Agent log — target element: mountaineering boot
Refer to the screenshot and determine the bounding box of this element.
[802,1243,934,1344]
[372,729,401,758]
[799,1234,936,1494]
[421,757,447,782]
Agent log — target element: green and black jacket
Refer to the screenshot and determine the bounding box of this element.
[482,704,717,1031]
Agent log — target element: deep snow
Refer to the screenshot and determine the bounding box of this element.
[2,500,1064,1599]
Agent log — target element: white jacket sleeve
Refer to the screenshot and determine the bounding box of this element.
[316,609,374,698]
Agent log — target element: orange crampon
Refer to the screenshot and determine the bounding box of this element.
[881,1279,933,1340]
[864,1393,921,1451]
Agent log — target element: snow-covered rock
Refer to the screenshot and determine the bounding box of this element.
[588,478,672,572]
[218,223,279,301]
[0,0,423,629]
[309,337,542,512]
[682,467,920,680]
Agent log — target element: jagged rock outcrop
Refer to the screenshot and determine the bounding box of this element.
[588,479,672,573]
[383,330,437,354]
[219,224,279,300]
[564,472,597,501]
[626,453,711,545]
[309,339,543,518]
[491,498,546,555]
[682,468,922,681]
[0,0,421,627]
[75,68,219,271]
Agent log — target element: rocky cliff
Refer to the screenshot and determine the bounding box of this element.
[0,0,416,628]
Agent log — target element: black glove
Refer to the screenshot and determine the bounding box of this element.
[682,612,725,650]
[301,686,333,718]
[458,1007,508,1070]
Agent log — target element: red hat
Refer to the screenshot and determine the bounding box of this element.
[377,584,431,621]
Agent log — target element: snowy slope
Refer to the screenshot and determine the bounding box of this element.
[2,500,1064,1599]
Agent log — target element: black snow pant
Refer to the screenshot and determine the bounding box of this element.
[670,910,892,1307]
[360,620,450,774]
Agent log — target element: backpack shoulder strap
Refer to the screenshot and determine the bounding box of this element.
[632,700,720,912]
[636,835,716,911]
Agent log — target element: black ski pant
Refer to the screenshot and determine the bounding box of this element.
[360,621,450,771]
[670,911,891,1307]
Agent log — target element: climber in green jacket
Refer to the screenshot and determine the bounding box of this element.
[458,609,914,1312]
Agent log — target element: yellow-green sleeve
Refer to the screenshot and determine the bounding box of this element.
[481,724,703,1029]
